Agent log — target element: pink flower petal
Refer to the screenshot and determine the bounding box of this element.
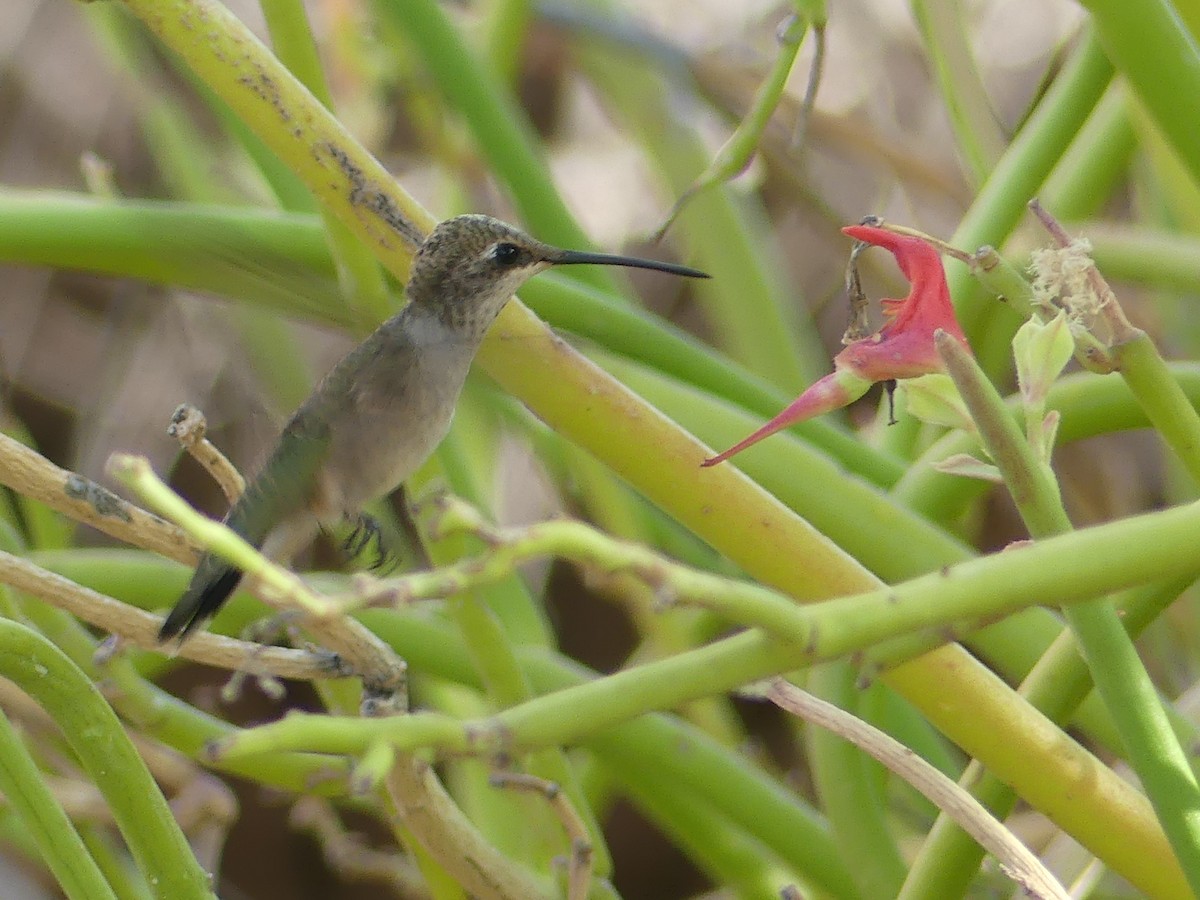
[702,369,872,466]
[841,224,966,344]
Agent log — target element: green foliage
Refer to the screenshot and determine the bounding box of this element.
[3,0,1200,897]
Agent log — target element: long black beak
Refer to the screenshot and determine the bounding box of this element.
[550,248,710,279]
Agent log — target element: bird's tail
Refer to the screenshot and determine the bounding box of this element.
[158,553,247,642]
[158,481,275,643]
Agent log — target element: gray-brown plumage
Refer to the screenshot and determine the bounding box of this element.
[159,214,708,640]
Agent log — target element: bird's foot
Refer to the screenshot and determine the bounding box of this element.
[343,514,392,571]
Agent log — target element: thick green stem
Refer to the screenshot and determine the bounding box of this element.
[0,709,118,900]
[949,28,1113,375]
[1080,0,1200,191]
[1113,331,1200,484]
[0,620,212,898]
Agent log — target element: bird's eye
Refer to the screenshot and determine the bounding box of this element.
[491,242,522,266]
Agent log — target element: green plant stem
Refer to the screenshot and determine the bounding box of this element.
[435,391,556,645]
[481,0,533,84]
[259,0,391,326]
[1113,331,1200,483]
[371,0,607,291]
[0,191,359,323]
[806,662,906,898]
[1040,82,1136,222]
[0,710,118,900]
[910,0,1005,185]
[653,14,808,238]
[938,333,1200,895]
[0,619,213,899]
[1080,0,1200,192]
[900,573,1194,899]
[80,825,153,900]
[610,771,791,900]
[573,18,818,392]
[948,27,1114,377]
[1089,223,1200,293]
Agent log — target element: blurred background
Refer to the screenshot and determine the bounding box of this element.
[1,0,1179,897]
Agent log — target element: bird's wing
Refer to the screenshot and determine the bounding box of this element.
[226,410,333,545]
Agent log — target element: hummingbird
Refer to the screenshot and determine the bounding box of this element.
[159,214,709,641]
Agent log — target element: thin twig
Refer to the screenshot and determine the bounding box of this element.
[789,22,825,154]
[167,404,245,503]
[872,219,974,264]
[336,493,810,643]
[764,678,1070,900]
[289,797,428,897]
[0,550,348,681]
[0,432,194,564]
[488,772,594,900]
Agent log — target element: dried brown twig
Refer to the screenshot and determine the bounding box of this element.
[0,550,346,681]
[489,772,594,900]
[0,431,193,564]
[0,431,345,681]
[167,404,245,503]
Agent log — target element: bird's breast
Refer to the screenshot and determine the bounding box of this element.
[316,340,474,517]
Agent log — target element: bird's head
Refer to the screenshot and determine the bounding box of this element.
[407,214,708,335]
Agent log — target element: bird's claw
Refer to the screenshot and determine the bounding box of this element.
[343,515,391,571]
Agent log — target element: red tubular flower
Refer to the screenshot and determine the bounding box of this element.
[702,225,970,467]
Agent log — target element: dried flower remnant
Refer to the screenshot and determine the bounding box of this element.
[703,225,970,466]
[1026,238,1120,372]
[1029,239,1099,319]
